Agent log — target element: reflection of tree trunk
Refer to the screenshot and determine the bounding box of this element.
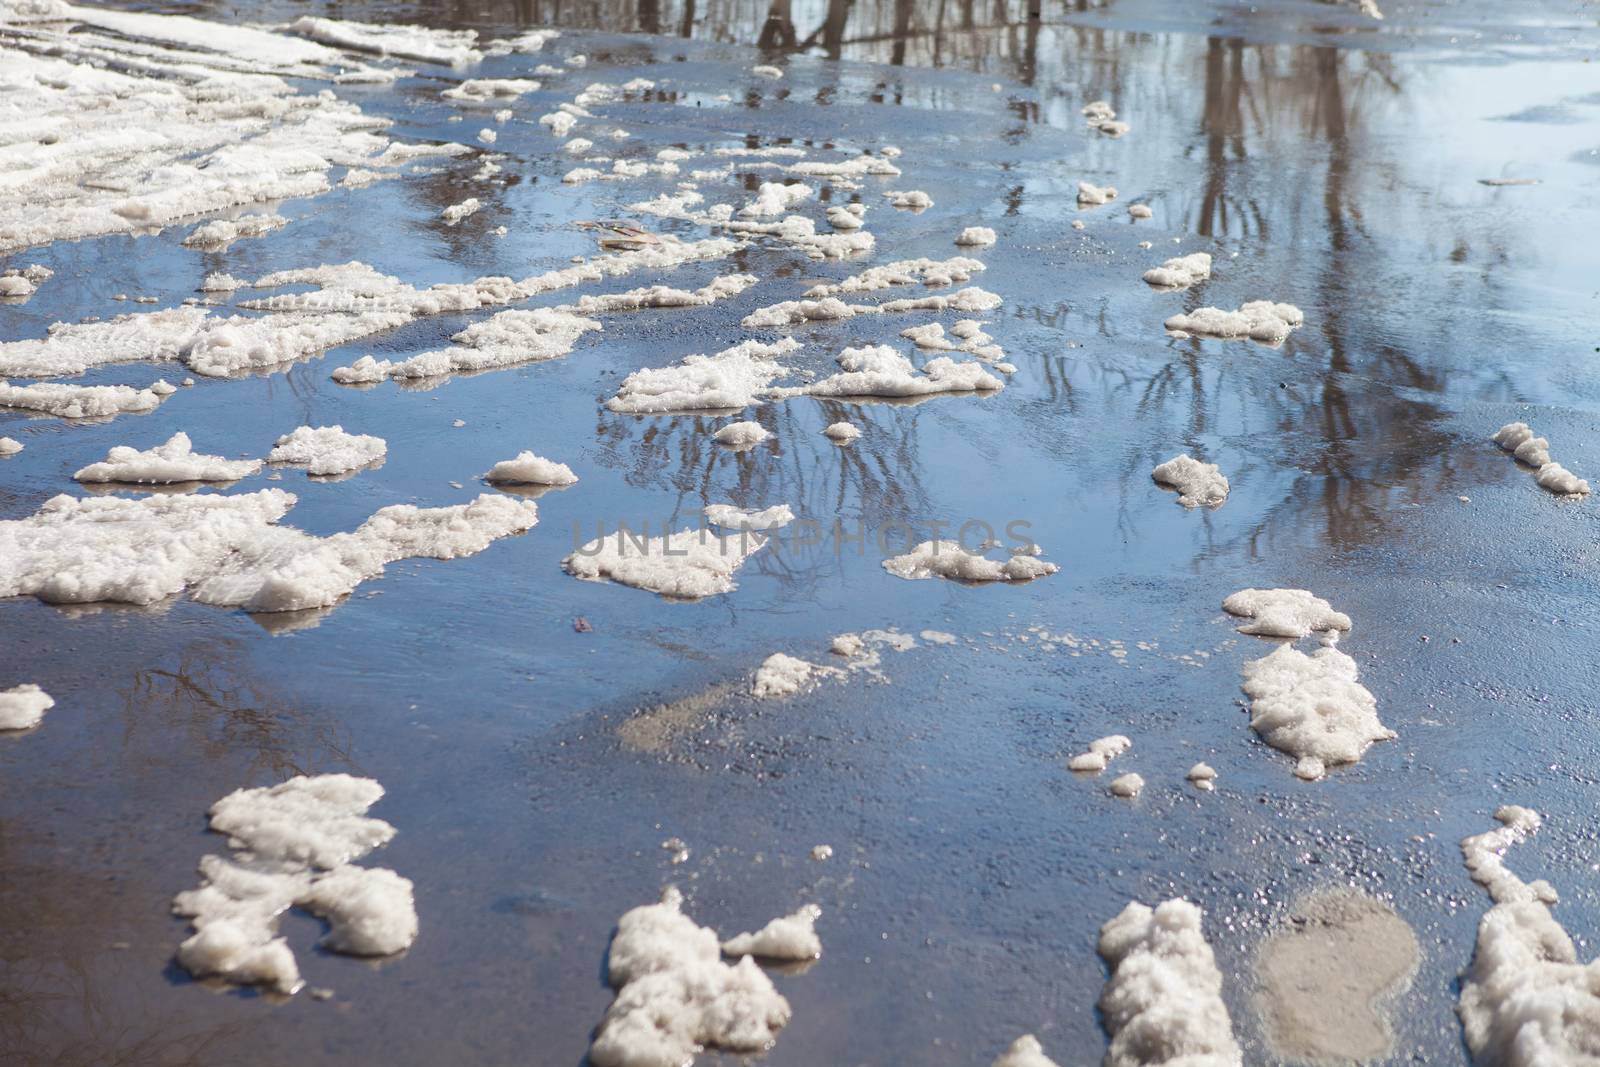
[820,0,852,58]
[1020,0,1040,83]
[890,0,913,65]
[758,0,797,48]
[639,0,660,35]
[1197,36,1245,237]
[679,0,696,37]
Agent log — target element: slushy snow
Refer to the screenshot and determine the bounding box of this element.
[483,451,578,486]
[1492,422,1590,496]
[267,425,387,476]
[822,422,861,443]
[1142,253,1212,289]
[1222,588,1352,639]
[992,1035,1062,1067]
[883,540,1057,582]
[75,432,263,484]
[564,523,770,599]
[722,905,822,961]
[173,773,416,995]
[1098,899,1242,1067]
[1239,644,1395,781]
[0,684,53,731]
[956,227,997,247]
[1068,734,1133,772]
[712,421,770,447]
[589,887,794,1067]
[1166,303,1304,344]
[1152,454,1229,508]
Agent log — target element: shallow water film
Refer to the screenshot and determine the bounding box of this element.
[3,0,1599,1064]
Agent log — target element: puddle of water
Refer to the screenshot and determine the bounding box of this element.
[3,0,1600,1064]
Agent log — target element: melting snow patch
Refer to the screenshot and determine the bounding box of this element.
[1165,302,1304,344]
[1077,181,1118,206]
[1239,645,1394,780]
[1129,205,1153,219]
[1142,253,1212,289]
[442,77,540,102]
[804,257,985,298]
[1068,735,1132,772]
[955,227,997,247]
[1187,763,1217,790]
[1456,805,1600,1065]
[563,523,769,599]
[1152,454,1229,508]
[172,774,416,995]
[770,345,1003,401]
[288,16,482,64]
[822,421,861,443]
[267,425,386,476]
[992,1035,1062,1067]
[184,214,287,250]
[483,452,577,486]
[712,421,770,447]
[752,653,838,698]
[751,65,784,79]
[0,684,53,731]
[723,905,822,961]
[441,198,481,223]
[883,540,1057,582]
[1082,100,1130,137]
[1222,588,1351,639]
[0,437,24,455]
[1108,773,1144,798]
[1492,422,1589,496]
[75,432,262,484]
[1098,899,1242,1067]
[589,887,794,1067]
[705,504,794,532]
[0,380,169,420]
[739,182,813,218]
[606,338,801,414]
[884,190,933,210]
[0,489,537,612]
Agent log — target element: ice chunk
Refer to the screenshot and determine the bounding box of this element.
[883,540,1057,582]
[1141,253,1212,289]
[483,451,578,486]
[1165,302,1304,344]
[267,425,386,476]
[0,437,22,455]
[442,77,540,102]
[712,421,770,447]
[1097,899,1242,1067]
[822,421,861,443]
[590,888,793,1067]
[1222,588,1351,638]
[1239,645,1395,780]
[722,904,822,961]
[0,683,53,731]
[1151,453,1229,508]
[75,432,262,484]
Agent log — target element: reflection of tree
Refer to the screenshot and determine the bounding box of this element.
[0,634,350,1064]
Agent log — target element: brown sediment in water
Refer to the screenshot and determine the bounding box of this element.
[1255,889,1419,1064]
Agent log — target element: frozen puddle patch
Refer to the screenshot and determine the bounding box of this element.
[589,886,808,1067]
[172,774,417,995]
[267,425,387,476]
[1165,302,1304,344]
[1239,644,1395,780]
[1492,422,1590,496]
[883,540,1057,582]
[1457,806,1600,1065]
[0,489,538,613]
[75,432,262,485]
[1222,588,1351,639]
[0,683,53,731]
[1151,454,1229,508]
[1098,899,1242,1067]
